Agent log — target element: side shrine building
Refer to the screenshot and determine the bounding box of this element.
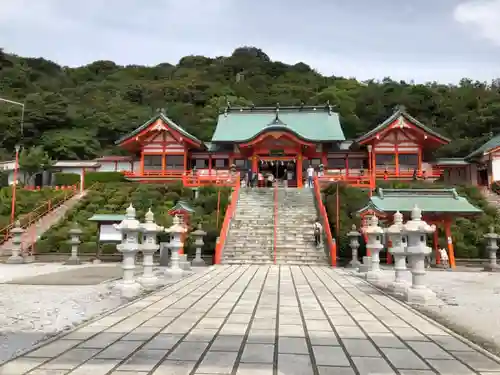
[106,104,452,188]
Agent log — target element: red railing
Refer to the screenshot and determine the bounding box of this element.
[0,184,80,245]
[214,178,241,264]
[183,170,239,187]
[273,182,278,264]
[123,170,185,179]
[313,175,337,267]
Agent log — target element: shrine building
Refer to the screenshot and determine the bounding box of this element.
[108,104,451,188]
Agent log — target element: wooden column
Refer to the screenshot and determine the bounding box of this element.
[140,151,145,175]
[161,153,166,174]
[418,147,423,174]
[395,132,399,176]
[345,155,349,178]
[433,225,441,264]
[208,155,213,177]
[444,219,456,268]
[297,153,303,188]
[251,154,258,173]
[183,146,188,172]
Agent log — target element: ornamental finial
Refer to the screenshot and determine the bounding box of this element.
[394,210,403,225]
[411,205,422,221]
[145,208,154,223]
[126,203,136,219]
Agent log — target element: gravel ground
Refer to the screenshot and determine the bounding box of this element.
[368,266,500,354]
[0,262,201,363]
[0,283,123,362]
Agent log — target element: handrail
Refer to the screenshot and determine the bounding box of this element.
[313,175,337,267]
[273,182,278,264]
[214,178,241,264]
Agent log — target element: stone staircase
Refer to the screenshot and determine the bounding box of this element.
[221,187,329,265]
[0,191,88,257]
[480,187,500,210]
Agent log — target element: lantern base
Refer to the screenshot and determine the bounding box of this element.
[390,280,409,295]
[6,254,24,264]
[405,286,436,304]
[192,258,206,267]
[366,270,383,283]
[179,255,191,271]
[23,255,35,263]
[138,275,159,290]
[165,267,184,280]
[346,259,360,268]
[114,280,142,299]
[484,263,500,272]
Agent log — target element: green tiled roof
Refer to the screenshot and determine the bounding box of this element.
[355,105,450,144]
[211,106,346,143]
[115,111,202,146]
[434,158,469,166]
[88,214,126,222]
[168,200,195,214]
[465,134,500,160]
[358,188,482,215]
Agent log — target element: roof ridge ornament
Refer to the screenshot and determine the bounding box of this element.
[395,104,406,113]
[326,100,333,116]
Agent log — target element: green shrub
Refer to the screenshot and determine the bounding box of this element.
[84,171,125,186]
[492,181,500,195]
[54,172,80,186]
[39,182,230,258]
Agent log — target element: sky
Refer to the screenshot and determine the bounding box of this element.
[0,0,499,83]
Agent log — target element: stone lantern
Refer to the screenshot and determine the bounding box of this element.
[165,215,187,279]
[65,222,82,265]
[346,224,361,268]
[386,211,408,294]
[139,208,164,288]
[402,205,436,304]
[191,223,207,267]
[7,221,24,264]
[484,226,500,272]
[114,204,142,298]
[365,215,384,282]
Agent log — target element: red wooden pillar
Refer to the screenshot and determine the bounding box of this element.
[434,224,441,264]
[297,153,303,188]
[444,219,456,269]
[251,154,258,173]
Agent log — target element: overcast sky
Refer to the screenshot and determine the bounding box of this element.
[1,0,499,83]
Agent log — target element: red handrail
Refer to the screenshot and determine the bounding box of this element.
[273,182,278,264]
[313,175,337,267]
[214,179,241,264]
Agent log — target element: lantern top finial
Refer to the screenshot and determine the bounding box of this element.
[145,208,154,223]
[411,205,422,221]
[394,210,403,225]
[126,203,136,219]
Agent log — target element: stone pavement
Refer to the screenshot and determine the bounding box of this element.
[2,265,500,375]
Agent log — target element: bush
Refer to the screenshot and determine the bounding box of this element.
[84,171,125,186]
[323,181,498,260]
[492,181,500,195]
[53,172,80,186]
[38,182,231,258]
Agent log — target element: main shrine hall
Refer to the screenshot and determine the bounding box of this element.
[112,104,453,188]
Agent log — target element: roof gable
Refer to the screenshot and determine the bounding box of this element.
[116,111,202,147]
[356,105,450,145]
[358,188,481,215]
[465,134,500,160]
[211,106,346,143]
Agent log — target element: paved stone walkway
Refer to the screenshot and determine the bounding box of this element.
[2,265,500,375]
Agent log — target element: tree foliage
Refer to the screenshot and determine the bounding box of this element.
[0,47,499,160]
[18,145,52,184]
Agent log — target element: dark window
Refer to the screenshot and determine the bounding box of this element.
[311,159,321,166]
[327,158,345,169]
[194,159,208,169]
[214,159,229,169]
[375,154,395,167]
[398,154,418,168]
[347,158,366,169]
[234,159,247,168]
[165,155,184,170]
[144,155,162,170]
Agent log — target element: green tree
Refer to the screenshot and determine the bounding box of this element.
[19,146,53,185]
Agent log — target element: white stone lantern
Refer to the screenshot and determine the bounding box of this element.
[139,208,164,289]
[347,224,361,268]
[114,204,142,298]
[65,223,82,265]
[365,215,384,282]
[191,223,207,267]
[7,221,24,264]
[386,211,408,294]
[484,226,500,272]
[165,215,187,279]
[402,205,436,304]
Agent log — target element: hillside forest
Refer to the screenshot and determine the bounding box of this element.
[1,46,500,161]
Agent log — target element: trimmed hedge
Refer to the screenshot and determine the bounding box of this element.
[84,171,125,186]
[37,182,231,258]
[53,172,80,186]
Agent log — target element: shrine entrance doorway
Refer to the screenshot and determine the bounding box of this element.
[258,156,298,187]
